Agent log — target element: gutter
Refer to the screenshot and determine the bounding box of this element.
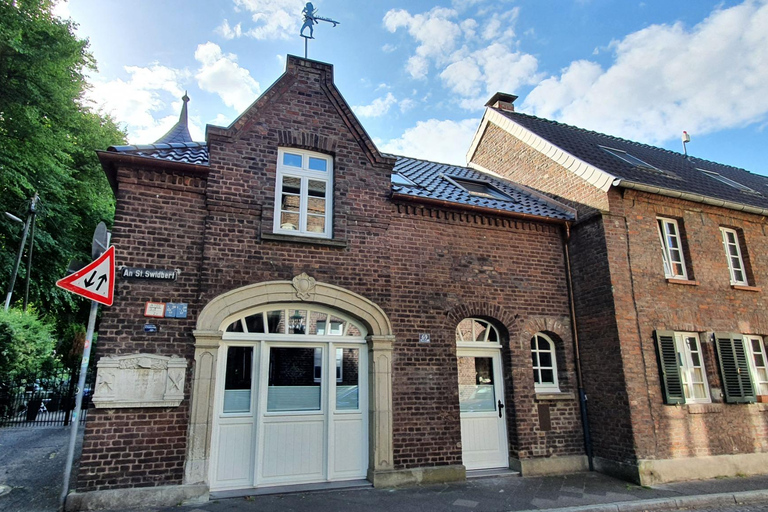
[613,179,768,217]
[563,223,594,471]
[390,192,573,226]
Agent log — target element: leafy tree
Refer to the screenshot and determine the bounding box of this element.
[0,0,125,343]
[0,307,55,381]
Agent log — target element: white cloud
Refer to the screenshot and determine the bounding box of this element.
[379,118,480,165]
[52,0,71,19]
[382,43,397,53]
[384,7,463,79]
[194,42,260,112]
[216,19,243,40]
[209,113,235,128]
[399,98,417,112]
[522,0,768,144]
[233,0,303,40]
[353,93,398,118]
[85,64,190,144]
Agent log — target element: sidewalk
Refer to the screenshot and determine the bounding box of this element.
[0,425,83,512]
[109,471,768,512]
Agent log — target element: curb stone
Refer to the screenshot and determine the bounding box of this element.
[511,489,768,512]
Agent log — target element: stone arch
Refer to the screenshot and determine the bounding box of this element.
[445,301,517,336]
[195,275,393,337]
[185,275,395,488]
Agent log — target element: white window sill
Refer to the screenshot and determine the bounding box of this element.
[262,232,348,248]
[534,391,574,401]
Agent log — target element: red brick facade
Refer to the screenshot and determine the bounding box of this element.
[78,57,584,493]
[470,114,768,482]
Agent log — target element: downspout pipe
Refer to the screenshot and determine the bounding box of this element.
[563,222,594,471]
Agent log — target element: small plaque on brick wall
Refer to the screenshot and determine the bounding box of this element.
[92,354,187,408]
[121,267,178,280]
[419,333,431,344]
[144,302,165,317]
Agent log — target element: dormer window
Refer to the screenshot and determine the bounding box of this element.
[698,169,760,195]
[600,146,660,172]
[274,148,333,238]
[447,176,512,201]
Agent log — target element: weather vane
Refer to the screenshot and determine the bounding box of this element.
[300,2,339,59]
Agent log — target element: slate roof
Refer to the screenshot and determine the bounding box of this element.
[390,155,574,221]
[108,142,209,166]
[154,93,194,144]
[493,108,768,212]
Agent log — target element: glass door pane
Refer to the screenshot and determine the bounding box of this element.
[457,356,496,412]
[266,347,322,412]
[223,346,253,413]
[336,348,359,410]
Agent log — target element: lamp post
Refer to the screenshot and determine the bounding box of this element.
[4,194,38,311]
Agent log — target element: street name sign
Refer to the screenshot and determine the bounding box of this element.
[56,246,115,306]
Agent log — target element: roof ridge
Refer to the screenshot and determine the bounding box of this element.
[384,153,468,170]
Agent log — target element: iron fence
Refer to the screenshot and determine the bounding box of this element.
[0,365,96,428]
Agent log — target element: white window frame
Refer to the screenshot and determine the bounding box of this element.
[657,217,688,280]
[720,227,748,285]
[744,335,768,396]
[674,332,711,404]
[314,347,343,383]
[273,148,333,239]
[531,333,560,393]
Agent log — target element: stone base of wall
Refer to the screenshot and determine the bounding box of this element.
[594,453,768,486]
[65,484,208,511]
[368,465,466,488]
[511,455,589,476]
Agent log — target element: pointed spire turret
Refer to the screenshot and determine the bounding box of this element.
[154,92,194,144]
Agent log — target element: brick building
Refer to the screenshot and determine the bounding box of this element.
[69,57,588,509]
[468,93,768,485]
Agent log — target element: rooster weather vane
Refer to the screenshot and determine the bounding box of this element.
[300,2,339,58]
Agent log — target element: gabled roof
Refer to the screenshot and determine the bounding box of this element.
[484,108,768,215]
[391,156,575,221]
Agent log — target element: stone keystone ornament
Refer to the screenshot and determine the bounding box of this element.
[292,272,317,300]
[300,2,339,58]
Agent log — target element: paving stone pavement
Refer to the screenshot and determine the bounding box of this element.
[2,426,767,512]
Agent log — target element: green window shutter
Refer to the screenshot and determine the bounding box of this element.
[654,330,685,404]
[715,333,756,404]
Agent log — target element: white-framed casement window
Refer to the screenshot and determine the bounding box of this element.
[274,148,333,238]
[745,335,768,396]
[674,332,711,403]
[657,217,688,279]
[531,333,559,393]
[720,227,748,285]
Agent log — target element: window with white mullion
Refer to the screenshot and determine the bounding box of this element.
[745,336,768,396]
[675,333,710,403]
[720,227,747,285]
[657,218,687,279]
[274,148,332,238]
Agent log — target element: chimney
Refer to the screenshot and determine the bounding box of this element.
[485,92,518,112]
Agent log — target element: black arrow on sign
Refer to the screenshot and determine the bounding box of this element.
[96,275,107,291]
[84,271,97,288]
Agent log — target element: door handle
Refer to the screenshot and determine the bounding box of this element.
[498,400,505,418]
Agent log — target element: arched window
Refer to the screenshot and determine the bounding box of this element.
[455,318,499,344]
[531,333,559,392]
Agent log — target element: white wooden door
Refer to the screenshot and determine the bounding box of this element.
[457,349,509,470]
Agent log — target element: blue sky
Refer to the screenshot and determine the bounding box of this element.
[57,0,768,175]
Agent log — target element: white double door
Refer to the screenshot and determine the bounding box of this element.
[457,348,509,470]
[212,341,368,491]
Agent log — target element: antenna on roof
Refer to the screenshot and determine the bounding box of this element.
[682,131,691,158]
[300,2,340,59]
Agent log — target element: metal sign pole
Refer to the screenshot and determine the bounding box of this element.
[59,299,98,509]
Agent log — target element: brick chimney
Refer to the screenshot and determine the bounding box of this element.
[485,92,518,112]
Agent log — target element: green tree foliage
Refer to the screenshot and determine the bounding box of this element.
[0,308,55,380]
[0,0,126,337]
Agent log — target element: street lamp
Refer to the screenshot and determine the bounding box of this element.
[4,194,38,312]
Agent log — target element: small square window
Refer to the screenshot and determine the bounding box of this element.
[600,146,661,172]
[447,176,513,201]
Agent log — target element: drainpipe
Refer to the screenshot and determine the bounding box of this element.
[563,222,594,471]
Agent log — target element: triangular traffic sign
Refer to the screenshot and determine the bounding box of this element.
[56,246,115,306]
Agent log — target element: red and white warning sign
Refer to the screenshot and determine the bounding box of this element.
[56,246,115,306]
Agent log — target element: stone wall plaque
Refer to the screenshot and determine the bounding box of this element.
[92,353,187,408]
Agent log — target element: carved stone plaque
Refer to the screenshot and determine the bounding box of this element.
[92,353,187,408]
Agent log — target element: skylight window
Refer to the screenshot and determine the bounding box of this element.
[449,177,513,201]
[391,173,416,186]
[600,146,660,172]
[697,169,760,195]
